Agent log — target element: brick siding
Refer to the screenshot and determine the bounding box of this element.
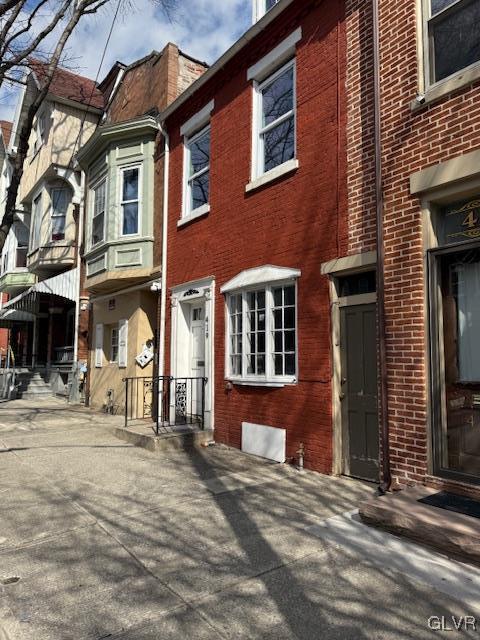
[164,0,348,473]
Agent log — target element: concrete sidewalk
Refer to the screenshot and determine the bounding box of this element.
[0,399,478,639]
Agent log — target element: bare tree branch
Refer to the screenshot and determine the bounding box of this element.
[0,0,177,253]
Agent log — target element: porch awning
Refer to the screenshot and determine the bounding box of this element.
[0,308,35,328]
[1,268,78,315]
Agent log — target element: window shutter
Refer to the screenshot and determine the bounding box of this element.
[95,324,104,368]
[118,319,128,368]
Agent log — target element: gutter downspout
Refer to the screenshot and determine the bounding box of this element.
[373,0,391,493]
[156,120,169,380]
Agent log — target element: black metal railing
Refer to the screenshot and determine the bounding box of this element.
[123,375,207,434]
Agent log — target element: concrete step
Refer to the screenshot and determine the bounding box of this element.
[114,424,215,453]
[359,486,480,567]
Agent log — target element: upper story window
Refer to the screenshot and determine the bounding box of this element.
[180,100,214,224]
[120,166,140,236]
[425,0,480,84]
[91,179,106,247]
[255,60,295,176]
[221,265,300,385]
[247,29,301,188]
[31,193,42,250]
[51,187,69,242]
[185,126,210,216]
[33,113,46,154]
[254,0,280,21]
[1,251,8,275]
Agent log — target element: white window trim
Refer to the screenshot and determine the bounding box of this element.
[253,0,281,21]
[90,176,107,249]
[222,266,300,387]
[180,100,214,138]
[182,124,211,220]
[247,27,302,82]
[225,280,299,386]
[30,190,42,252]
[118,164,142,238]
[50,187,69,243]
[421,0,480,93]
[251,58,297,182]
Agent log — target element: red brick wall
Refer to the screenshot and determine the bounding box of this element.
[107,45,207,125]
[376,1,480,486]
[345,0,376,254]
[164,0,347,473]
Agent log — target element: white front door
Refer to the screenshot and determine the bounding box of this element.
[190,305,205,415]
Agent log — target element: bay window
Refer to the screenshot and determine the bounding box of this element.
[120,166,140,236]
[225,272,298,384]
[425,0,480,85]
[91,179,106,246]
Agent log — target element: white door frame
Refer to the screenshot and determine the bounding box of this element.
[170,276,215,430]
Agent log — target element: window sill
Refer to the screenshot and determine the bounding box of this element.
[177,204,210,227]
[411,63,480,112]
[227,377,296,388]
[246,159,299,193]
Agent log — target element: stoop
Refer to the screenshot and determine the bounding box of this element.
[114,422,214,453]
[359,485,480,566]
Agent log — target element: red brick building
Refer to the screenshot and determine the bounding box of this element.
[161,0,362,475]
[373,0,480,494]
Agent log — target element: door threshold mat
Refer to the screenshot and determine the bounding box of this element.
[418,491,480,520]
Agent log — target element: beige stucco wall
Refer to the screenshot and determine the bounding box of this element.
[89,289,157,412]
[19,100,98,203]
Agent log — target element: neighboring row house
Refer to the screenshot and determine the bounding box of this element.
[77,44,207,412]
[0,62,103,396]
[375,0,480,495]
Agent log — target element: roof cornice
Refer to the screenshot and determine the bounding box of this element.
[76,115,158,165]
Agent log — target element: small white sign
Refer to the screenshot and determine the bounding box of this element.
[136,345,154,368]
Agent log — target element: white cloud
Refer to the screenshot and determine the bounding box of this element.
[0,0,251,121]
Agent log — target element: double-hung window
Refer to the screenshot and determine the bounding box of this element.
[184,125,210,217]
[224,269,299,384]
[33,113,45,154]
[254,59,296,177]
[424,0,480,85]
[51,188,69,241]
[31,193,42,251]
[110,326,119,363]
[120,166,140,236]
[91,179,106,247]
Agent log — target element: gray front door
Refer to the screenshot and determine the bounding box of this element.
[340,303,379,482]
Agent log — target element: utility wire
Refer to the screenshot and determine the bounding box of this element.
[48,1,122,222]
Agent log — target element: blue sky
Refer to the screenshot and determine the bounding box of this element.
[0,0,252,121]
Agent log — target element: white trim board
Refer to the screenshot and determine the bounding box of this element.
[247,27,302,82]
[221,265,300,293]
[180,100,215,137]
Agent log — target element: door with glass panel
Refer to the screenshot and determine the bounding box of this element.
[431,246,480,480]
[190,305,205,417]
